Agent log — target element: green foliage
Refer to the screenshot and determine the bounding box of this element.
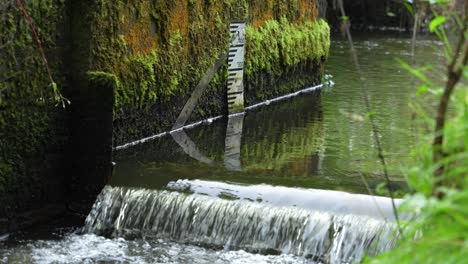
[429,16,446,32]
[369,10,468,264]
[404,3,414,15]
[403,90,468,193]
[369,182,468,264]
[369,85,468,264]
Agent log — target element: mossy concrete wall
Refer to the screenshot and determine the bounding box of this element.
[0,0,329,228]
[75,0,330,145]
[0,0,69,229]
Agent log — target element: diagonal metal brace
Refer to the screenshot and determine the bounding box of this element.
[172,53,227,130]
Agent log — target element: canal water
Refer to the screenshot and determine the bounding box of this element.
[1,33,442,263]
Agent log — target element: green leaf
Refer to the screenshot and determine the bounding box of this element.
[429,16,446,32]
[416,85,428,96]
[404,3,414,15]
[365,111,376,119]
[396,58,434,86]
[51,82,58,94]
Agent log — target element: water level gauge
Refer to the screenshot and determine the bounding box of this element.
[227,21,246,114]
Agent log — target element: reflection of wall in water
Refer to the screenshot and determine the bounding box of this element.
[241,91,324,175]
[169,91,323,176]
[112,91,325,186]
[113,122,226,163]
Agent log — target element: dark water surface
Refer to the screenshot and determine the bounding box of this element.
[1,33,442,263]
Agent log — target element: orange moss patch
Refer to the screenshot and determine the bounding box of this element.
[120,4,158,56]
[168,0,189,36]
[167,0,189,55]
[251,0,274,28]
[207,0,224,24]
[123,20,158,56]
[298,0,319,23]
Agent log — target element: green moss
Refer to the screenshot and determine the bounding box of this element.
[113,51,158,109]
[241,17,328,105]
[244,18,330,76]
[225,0,249,20]
[84,0,329,114]
[87,71,120,90]
[73,0,329,144]
[0,0,68,210]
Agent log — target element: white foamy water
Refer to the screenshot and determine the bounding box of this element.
[82,186,397,263]
[0,234,307,264]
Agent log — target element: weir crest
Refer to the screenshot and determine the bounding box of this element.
[83,186,398,263]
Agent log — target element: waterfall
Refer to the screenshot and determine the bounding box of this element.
[83,186,397,263]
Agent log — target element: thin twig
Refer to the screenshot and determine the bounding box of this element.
[411,13,420,66]
[15,0,54,85]
[15,0,70,107]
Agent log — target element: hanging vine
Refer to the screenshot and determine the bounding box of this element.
[15,0,69,107]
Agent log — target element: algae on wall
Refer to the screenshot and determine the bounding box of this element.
[97,0,329,109]
[78,0,330,144]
